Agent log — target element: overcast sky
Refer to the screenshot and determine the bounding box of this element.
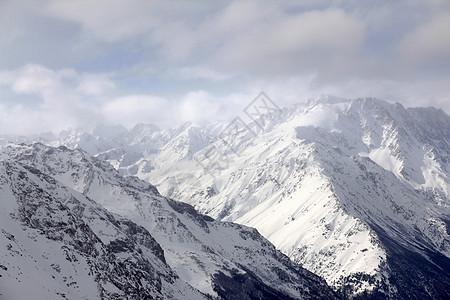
[0,0,449,135]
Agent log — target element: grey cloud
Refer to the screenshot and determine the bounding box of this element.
[36,0,450,82]
[0,0,449,135]
[396,12,450,65]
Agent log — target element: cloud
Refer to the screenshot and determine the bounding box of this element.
[43,0,366,78]
[0,102,82,136]
[0,65,117,134]
[0,64,244,135]
[396,12,450,65]
[0,64,115,103]
[101,91,249,129]
[246,74,450,115]
[1,1,450,136]
[176,91,223,124]
[44,0,161,42]
[77,73,116,97]
[0,63,449,137]
[212,8,366,76]
[165,66,233,82]
[148,3,368,78]
[39,0,449,85]
[101,95,170,128]
[0,64,78,108]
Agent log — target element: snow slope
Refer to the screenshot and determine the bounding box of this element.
[0,159,201,299]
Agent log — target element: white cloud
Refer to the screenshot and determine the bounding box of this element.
[1,63,449,136]
[0,65,117,134]
[247,74,450,115]
[101,91,249,129]
[101,95,170,128]
[0,64,116,105]
[0,64,244,134]
[176,91,219,124]
[77,73,116,97]
[1,65,55,95]
[0,102,79,136]
[0,65,79,109]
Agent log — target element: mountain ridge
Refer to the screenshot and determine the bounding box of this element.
[2,96,450,298]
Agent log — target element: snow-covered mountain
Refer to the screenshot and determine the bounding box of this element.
[2,96,450,298]
[129,97,450,298]
[0,143,336,299]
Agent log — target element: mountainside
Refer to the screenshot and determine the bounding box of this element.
[0,159,201,299]
[0,143,336,299]
[150,97,450,298]
[2,96,450,298]
[138,97,450,298]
